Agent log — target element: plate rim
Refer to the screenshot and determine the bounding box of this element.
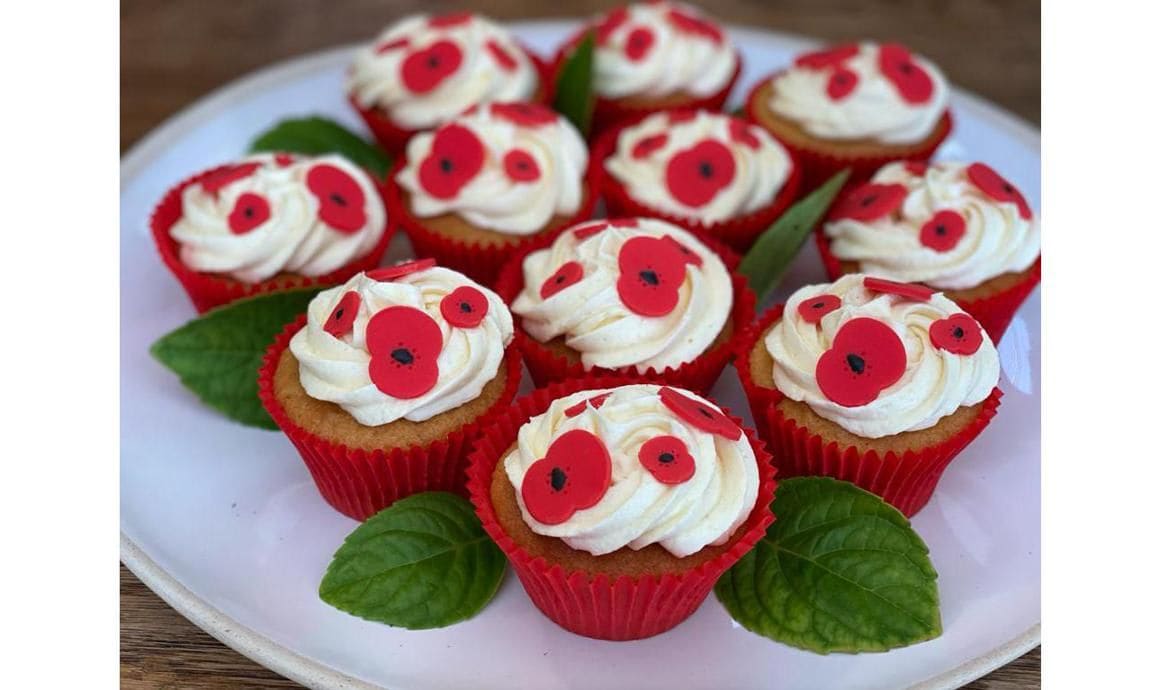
[120,20,1040,690]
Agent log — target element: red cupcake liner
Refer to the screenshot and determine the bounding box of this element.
[352,48,553,156]
[551,30,743,137]
[151,166,395,314]
[384,155,603,287]
[258,315,524,521]
[466,375,777,640]
[734,305,1002,516]
[743,75,953,193]
[814,229,1041,344]
[593,117,803,253]
[493,235,755,394]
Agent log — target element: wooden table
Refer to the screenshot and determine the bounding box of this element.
[121,1,1040,687]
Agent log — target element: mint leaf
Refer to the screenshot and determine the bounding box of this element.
[552,34,595,138]
[150,288,319,429]
[249,117,392,178]
[319,493,507,629]
[738,169,850,302]
[715,477,941,653]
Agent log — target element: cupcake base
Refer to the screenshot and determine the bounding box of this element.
[467,376,777,640]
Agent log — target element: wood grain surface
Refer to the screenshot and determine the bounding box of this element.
[121,0,1040,687]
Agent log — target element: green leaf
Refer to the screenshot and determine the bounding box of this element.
[552,34,595,138]
[150,288,320,429]
[319,493,507,629]
[738,169,850,302]
[715,477,941,654]
[729,106,745,117]
[249,117,392,178]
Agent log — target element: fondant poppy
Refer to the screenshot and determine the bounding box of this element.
[625,26,656,61]
[227,192,270,235]
[273,153,295,167]
[375,37,410,54]
[485,39,517,71]
[660,235,703,267]
[540,261,584,299]
[417,124,484,200]
[863,276,936,302]
[658,387,742,440]
[666,8,723,43]
[795,43,859,69]
[667,110,697,125]
[367,258,436,282]
[365,306,443,399]
[440,286,489,328]
[323,291,361,338]
[967,163,1032,220]
[919,210,966,252]
[904,160,928,176]
[595,7,630,45]
[521,429,612,525]
[201,162,260,196]
[305,164,367,233]
[826,67,859,101]
[815,317,907,407]
[491,102,558,127]
[828,183,908,222]
[639,435,695,485]
[503,149,541,183]
[798,294,842,324]
[573,217,637,240]
[666,139,736,208]
[632,133,669,159]
[563,392,611,418]
[727,119,761,149]
[400,39,463,94]
[929,313,983,355]
[427,12,472,28]
[617,236,687,317]
[878,43,934,104]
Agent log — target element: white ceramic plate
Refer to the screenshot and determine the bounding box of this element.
[121,21,1040,690]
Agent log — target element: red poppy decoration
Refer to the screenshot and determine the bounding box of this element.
[573,221,608,240]
[878,43,934,104]
[503,149,541,183]
[417,124,485,199]
[828,183,908,222]
[521,429,612,525]
[826,67,859,101]
[930,313,983,356]
[658,387,742,441]
[795,43,860,69]
[595,7,630,46]
[904,160,928,176]
[639,435,696,485]
[366,258,437,281]
[617,236,687,317]
[227,192,271,234]
[666,139,736,208]
[667,8,724,43]
[967,163,1033,220]
[661,235,703,267]
[306,164,367,233]
[863,276,937,302]
[440,286,489,328]
[428,12,472,28]
[375,37,410,54]
[400,39,463,94]
[632,133,669,159]
[485,39,517,71]
[365,306,443,399]
[201,162,261,196]
[273,153,294,167]
[815,318,907,407]
[541,261,584,299]
[625,26,656,61]
[563,392,611,418]
[490,102,557,127]
[323,291,361,339]
[798,294,842,324]
[667,110,697,125]
[727,119,761,149]
[920,210,966,252]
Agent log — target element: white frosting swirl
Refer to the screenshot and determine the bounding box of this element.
[505,384,758,557]
[290,267,513,426]
[347,14,539,130]
[605,111,792,223]
[511,219,732,373]
[769,42,949,144]
[590,2,737,99]
[825,162,1040,290]
[766,274,999,439]
[396,104,588,235]
[171,155,385,283]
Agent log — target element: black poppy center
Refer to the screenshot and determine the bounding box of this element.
[517,160,531,170]
[439,158,454,173]
[698,161,714,179]
[835,73,849,83]
[549,467,568,491]
[846,353,866,374]
[639,269,659,286]
[813,301,825,309]
[899,62,913,74]
[860,195,876,207]
[334,308,344,320]
[459,302,473,313]
[952,326,965,339]
[554,275,566,285]
[243,206,255,218]
[330,192,348,207]
[427,55,441,69]
[1002,183,1015,194]
[390,347,415,365]
[658,452,675,464]
[696,405,715,419]
[935,224,947,236]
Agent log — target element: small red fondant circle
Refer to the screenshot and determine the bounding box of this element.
[440,286,489,328]
[227,192,271,235]
[400,39,464,94]
[930,313,983,355]
[639,435,696,485]
[541,261,584,299]
[503,149,541,182]
[323,291,361,338]
[798,294,842,324]
[967,163,1032,220]
[919,210,966,252]
[828,183,908,222]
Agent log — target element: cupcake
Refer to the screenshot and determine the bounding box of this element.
[555,2,741,134]
[151,153,392,313]
[467,380,776,640]
[597,109,800,252]
[745,42,953,189]
[496,217,756,392]
[347,13,548,154]
[258,260,521,520]
[816,160,1040,343]
[735,273,1002,516]
[387,102,598,285]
